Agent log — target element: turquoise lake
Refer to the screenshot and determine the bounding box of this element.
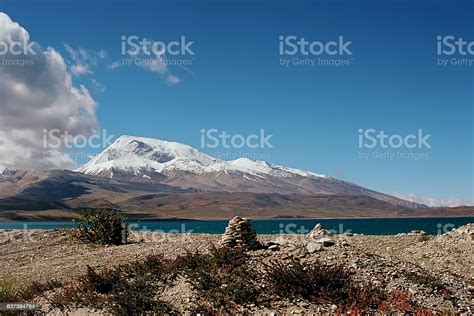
[0,216,472,235]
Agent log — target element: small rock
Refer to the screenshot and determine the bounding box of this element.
[410,230,427,235]
[306,242,322,253]
[299,301,310,308]
[268,244,280,251]
[318,237,336,247]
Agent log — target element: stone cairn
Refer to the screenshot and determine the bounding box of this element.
[307,223,333,238]
[220,216,261,250]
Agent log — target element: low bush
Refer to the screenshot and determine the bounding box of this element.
[0,276,18,302]
[19,280,62,301]
[74,208,128,245]
[51,254,176,314]
[1,277,62,310]
[175,246,265,311]
[264,258,363,305]
[107,277,175,315]
[405,270,450,294]
[378,289,417,313]
[43,247,426,314]
[264,258,422,313]
[418,235,431,242]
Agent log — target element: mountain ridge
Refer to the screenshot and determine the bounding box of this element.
[1,167,473,221]
[79,135,423,209]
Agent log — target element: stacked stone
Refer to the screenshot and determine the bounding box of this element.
[307,223,333,238]
[221,216,261,250]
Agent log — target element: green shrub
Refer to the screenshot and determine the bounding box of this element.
[1,277,61,304]
[0,277,18,302]
[19,280,62,300]
[74,208,128,245]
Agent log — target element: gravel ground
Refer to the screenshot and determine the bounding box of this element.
[0,224,472,314]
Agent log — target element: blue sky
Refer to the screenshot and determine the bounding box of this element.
[0,0,472,205]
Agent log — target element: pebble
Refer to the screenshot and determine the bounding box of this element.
[306,242,322,253]
[318,237,336,247]
[268,244,280,251]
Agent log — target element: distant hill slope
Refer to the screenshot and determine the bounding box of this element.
[0,169,472,221]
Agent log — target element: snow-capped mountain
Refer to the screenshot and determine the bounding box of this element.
[79,135,420,208]
[80,135,327,180]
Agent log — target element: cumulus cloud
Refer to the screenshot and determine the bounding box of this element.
[393,191,473,207]
[0,12,99,170]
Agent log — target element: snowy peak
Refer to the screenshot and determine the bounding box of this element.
[80,135,328,180]
[227,158,273,174]
[228,157,328,179]
[81,135,216,176]
[86,135,214,165]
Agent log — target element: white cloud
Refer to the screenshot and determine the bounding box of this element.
[0,12,99,170]
[109,44,182,84]
[393,191,473,207]
[167,75,181,85]
[64,44,106,77]
[71,64,92,76]
[90,78,106,92]
[107,61,121,70]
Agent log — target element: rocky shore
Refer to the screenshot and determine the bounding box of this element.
[0,222,472,314]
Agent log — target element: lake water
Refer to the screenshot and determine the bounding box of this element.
[0,216,472,235]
